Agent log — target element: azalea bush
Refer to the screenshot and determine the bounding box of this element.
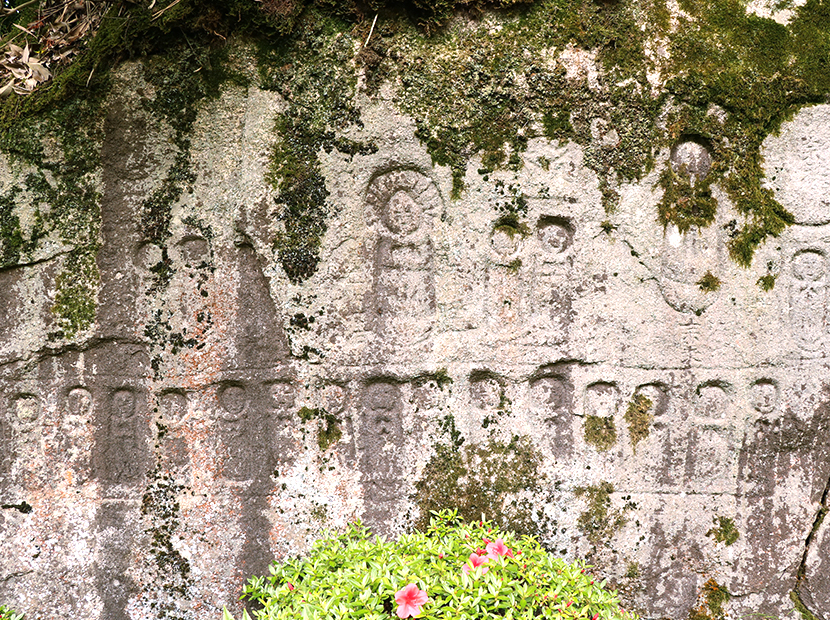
[226,510,635,620]
[0,605,23,620]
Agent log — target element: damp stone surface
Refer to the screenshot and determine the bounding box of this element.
[1,3,830,619]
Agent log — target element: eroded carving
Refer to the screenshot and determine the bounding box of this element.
[365,170,441,347]
[670,138,713,182]
[789,249,826,356]
[61,387,92,478]
[750,380,778,415]
[686,383,735,492]
[358,379,404,531]
[537,216,574,255]
[469,372,504,410]
[529,372,574,458]
[660,224,722,313]
[584,382,620,418]
[12,393,39,432]
[267,380,298,465]
[96,389,145,484]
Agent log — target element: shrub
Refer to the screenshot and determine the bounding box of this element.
[227,510,635,620]
[0,605,23,620]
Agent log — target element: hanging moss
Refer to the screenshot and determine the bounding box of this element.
[584,415,617,451]
[624,393,653,452]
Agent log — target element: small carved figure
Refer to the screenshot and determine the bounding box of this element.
[789,250,826,355]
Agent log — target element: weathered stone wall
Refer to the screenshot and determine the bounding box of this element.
[1,8,830,619]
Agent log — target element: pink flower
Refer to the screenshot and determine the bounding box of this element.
[395,583,428,618]
[485,538,514,559]
[287,583,294,591]
[461,552,490,575]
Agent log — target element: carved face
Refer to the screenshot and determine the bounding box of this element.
[584,383,619,418]
[751,382,777,414]
[793,251,825,282]
[538,222,572,253]
[160,392,187,424]
[697,385,728,419]
[362,382,402,440]
[470,377,502,410]
[112,390,135,421]
[382,191,421,235]
[219,386,246,420]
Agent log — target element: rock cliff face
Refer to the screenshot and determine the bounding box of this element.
[1,2,830,618]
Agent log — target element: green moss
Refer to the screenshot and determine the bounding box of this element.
[584,415,617,451]
[697,270,721,293]
[297,406,319,422]
[703,579,730,618]
[625,561,640,580]
[414,435,545,536]
[706,516,739,546]
[259,11,377,283]
[757,274,776,291]
[657,167,718,232]
[297,406,342,450]
[624,394,653,453]
[574,481,628,545]
[791,590,820,620]
[52,250,99,338]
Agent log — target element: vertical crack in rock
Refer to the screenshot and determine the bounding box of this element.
[793,470,830,620]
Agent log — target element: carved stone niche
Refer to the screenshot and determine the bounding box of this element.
[583,381,620,418]
[157,390,189,475]
[687,382,736,493]
[670,136,713,184]
[364,169,442,345]
[536,216,574,256]
[61,387,93,478]
[789,249,827,356]
[660,223,723,314]
[95,388,147,485]
[178,235,210,268]
[528,368,575,459]
[468,370,505,411]
[750,379,778,417]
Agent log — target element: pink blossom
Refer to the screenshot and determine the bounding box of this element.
[485,538,514,559]
[287,583,294,591]
[461,552,490,575]
[592,614,599,620]
[395,583,428,618]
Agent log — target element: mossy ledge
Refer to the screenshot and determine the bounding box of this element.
[2,0,830,286]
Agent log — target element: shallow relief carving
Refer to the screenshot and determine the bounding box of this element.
[364,170,441,354]
[60,387,94,482]
[530,216,574,343]
[528,366,575,460]
[93,388,149,487]
[659,224,723,314]
[623,382,675,491]
[789,249,827,357]
[684,382,737,494]
[357,379,405,532]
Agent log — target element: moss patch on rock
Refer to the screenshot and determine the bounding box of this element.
[414,431,546,537]
[584,415,617,451]
[624,393,653,453]
[706,515,739,546]
[574,481,628,545]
